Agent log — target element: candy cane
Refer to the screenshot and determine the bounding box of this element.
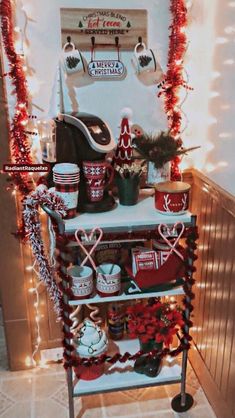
[86,304,102,325]
[158,222,185,262]
[69,305,83,332]
[75,227,103,271]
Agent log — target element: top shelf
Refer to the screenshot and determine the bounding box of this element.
[63,194,194,234]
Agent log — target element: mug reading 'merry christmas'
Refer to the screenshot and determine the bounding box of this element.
[132,42,157,74]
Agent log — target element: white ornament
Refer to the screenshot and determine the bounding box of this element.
[121,107,133,119]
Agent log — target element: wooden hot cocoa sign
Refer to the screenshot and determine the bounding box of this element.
[60,8,147,50]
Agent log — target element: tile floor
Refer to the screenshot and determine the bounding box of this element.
[0,312,217,418]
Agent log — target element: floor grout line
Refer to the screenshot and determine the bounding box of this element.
[31,375,35,418]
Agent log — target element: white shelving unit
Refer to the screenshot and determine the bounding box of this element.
[44,194,197,418]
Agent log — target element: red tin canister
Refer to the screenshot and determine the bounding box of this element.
[154,181,191,215]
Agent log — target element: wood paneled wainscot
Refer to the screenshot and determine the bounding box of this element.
[188,169,235,418]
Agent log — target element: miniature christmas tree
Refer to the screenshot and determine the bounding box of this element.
[114,108,133,166]
[66,56,80,69]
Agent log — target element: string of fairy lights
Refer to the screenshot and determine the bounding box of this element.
[0,0,46,366]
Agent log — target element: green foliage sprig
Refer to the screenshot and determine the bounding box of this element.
[133,131,199,169]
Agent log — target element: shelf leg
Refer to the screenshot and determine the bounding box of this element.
[67,367,75,418]
[172,218,197,413]
[55,233,76,418]
[180,348,188,406]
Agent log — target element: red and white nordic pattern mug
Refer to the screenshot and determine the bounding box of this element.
[154,181,191,215]
[68,265,93,300]
[82,160,114,203]
[96,263,121,297]
[53,163,80,219]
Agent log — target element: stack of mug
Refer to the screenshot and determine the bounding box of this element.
[52,163,80,219]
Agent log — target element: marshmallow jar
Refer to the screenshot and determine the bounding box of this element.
[74,319,108,380]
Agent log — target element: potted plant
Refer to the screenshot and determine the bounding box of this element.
[126,298,184,377]
[133,131,199,184]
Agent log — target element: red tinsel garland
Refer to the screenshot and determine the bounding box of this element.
[158,0,191,181]
[0,0,32,194]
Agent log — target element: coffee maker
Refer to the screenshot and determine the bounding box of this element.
[45,113,117,213]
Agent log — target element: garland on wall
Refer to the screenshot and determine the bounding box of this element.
[0,0,33,195]
[158,0,192,181]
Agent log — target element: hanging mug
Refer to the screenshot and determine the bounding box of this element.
[62,42,85,75]
[132,42,157,74]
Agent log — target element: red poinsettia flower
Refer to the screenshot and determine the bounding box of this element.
[127,299,183,348]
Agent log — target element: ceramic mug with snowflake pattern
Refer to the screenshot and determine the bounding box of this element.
[82,160,114,203]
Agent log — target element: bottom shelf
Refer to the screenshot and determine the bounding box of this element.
[73,338,182,397]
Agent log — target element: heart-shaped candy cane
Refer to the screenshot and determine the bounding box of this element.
[157,222,185,262]
[75,227,103,271]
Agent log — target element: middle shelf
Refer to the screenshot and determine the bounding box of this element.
[68,285,185,306]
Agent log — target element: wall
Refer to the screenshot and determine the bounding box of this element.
[181,1,235,196]
[205,0,235,196]
[9,0,171,140]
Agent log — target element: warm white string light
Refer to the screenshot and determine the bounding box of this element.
[26,259,42,366]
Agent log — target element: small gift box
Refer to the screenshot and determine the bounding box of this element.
[132,247,158,276]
